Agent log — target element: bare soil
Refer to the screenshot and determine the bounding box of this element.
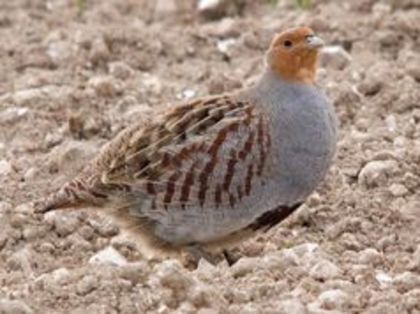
[0,0,420,313]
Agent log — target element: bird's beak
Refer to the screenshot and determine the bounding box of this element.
[306,35,324,49]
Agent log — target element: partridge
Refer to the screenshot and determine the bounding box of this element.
[35,27,337,259]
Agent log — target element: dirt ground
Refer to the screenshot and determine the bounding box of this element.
[0,0,420,313]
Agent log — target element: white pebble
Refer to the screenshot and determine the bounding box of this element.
[317,289,350,310]
[216,38,236,55]
[375,271,393,288]
[198,0,220,11]
[274,298,306,314]
[358,248,382,265]
[76,275,98,295]
[108,61,134,80]
[358,160,399,188]
[178,89,197,100]
[309,259,342,281]
[388,183,408,197]
[0,299,33,314]
[320,45,352,70]
[230,256,260,278]
[394,272,420,292]
[50,213,79,237]
[0,107,29,124]
[0,160,13,176]
[89,246,127,266]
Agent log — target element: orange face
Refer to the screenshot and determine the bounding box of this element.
[266,27,324,84]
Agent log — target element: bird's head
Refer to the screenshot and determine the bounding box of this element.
[266,26,324,85]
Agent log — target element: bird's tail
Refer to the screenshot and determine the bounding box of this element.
[33,177,104,213]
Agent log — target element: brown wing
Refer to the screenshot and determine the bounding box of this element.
[100,95,272,211]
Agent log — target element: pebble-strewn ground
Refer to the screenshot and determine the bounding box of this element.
[0,0,420,313]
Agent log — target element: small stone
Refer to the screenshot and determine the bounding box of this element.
[320,46,352,70]
[230,256,260,278]
[216,38,236,57]
[208,74,241,95]
[0,299,33,314]
[142,73,163,94]
[0,107,29,124]
[108,61,134,80]
[198,0,244,19]
[23,167,38,182]
[375,271,393,288]
[76,275,98,295]
[89,246,127,266]
[117,262,150,285]
[44,132,63,148]
[385,115,397,133]
[408,245,420,270]
[202,17,240,38]
[7,248,35,276]
[88,217,119,237]
[398,200,420,220]
[196,308,218,314]
[181,88,197,99]
[306,192,322,207]
[12,88,51,107]
[49,213,79,237]
[340,232,362,250]
[394,271,420,292]
[403,288,420,312]
[15,203,32,215]
[38,242,55,254]
[0,160,13,177]
[0,230,7,250]
[195,258,218,281]
[377,234,397,251]
[154,0,177,16]
[68,111,110,140]
[46,38,71,64]
[317,289,350,310]
[404,54,420,81]
[273,298,306,314]
[47,140,98,174]
[358,160,399,188]
[78,225,96,241]
[358,248,382,265]
[368,302,398,314]
[154,259,193,290]
[357,75,383,96]
[49,267,71,285]
[68,233,93,252]
[198,0,222,12]
[388,183,409,197]
[89,37,110,65]
[88,76,119,98]
[309,259,342,281]
[9,213,29,230]
[0,201,12,214]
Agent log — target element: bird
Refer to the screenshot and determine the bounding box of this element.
[35,26,337,263]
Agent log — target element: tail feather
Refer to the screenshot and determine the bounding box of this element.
[34,178,104,213]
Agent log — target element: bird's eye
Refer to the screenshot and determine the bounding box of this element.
[283,40,293,48]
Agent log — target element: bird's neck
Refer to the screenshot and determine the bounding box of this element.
[269,51,319,85]
[246,68,306,103]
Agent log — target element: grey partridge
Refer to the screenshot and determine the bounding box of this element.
[35,26,337,260]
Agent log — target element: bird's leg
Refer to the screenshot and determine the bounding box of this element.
[184,244,219,267]
[222,249,240,266]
